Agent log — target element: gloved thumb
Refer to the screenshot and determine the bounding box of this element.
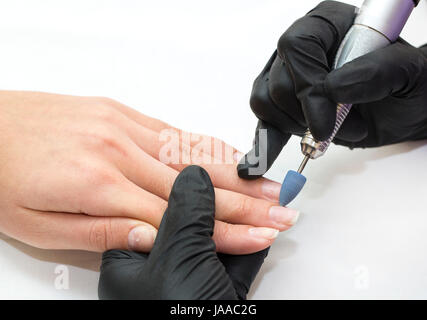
[145,165,236,299]
[152,165,216,251]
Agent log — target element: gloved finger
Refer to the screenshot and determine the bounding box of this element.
[268,52,305,126]
[239,51,304,180]
[249,52,305,134]
[237,120,291,180]
[145,165,237,299]
[277,1,356,141]
[99,249,150,299]
[324,41,427,104]
[150,165,217,253]
[268,47,367,143]
[217,247,270,300]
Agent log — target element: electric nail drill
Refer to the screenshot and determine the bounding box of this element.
[279,0,420,206]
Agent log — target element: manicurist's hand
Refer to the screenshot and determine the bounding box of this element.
[99,166,269,300]
[238,0,427,180]
[0,91,299,254]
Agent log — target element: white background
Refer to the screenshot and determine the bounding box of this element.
[0,0,426,299]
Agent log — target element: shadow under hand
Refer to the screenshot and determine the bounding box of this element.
[1,235,101,272]
[247,236,298,299]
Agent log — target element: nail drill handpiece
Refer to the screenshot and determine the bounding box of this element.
[280,0,419,206]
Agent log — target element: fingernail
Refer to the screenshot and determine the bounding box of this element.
[269,206,300,227]
[248,227,279,240]
[261,180,281,202]
[128,225,157,252]
[233,152,244,163]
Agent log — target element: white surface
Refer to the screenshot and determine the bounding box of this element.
[0,0,426,299]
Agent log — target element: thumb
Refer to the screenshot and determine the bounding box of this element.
[153,165,217,248]
[237,120,290,180]
[324,41,424,104]
[145,165,237,299]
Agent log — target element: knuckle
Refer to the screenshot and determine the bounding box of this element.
[95,106,119,123]
[249,84,269,117]
[91,128,116,148]
[84,125,128,158]
[369,60,384,82]
[314,0,339,11]
[88,97,121,123]
[93,96,120,109]
[88,219,113,251]
[313,1,355,17]
[278,31,301,56]
[231,196,251,221]
[90,167,119,187]
[218,222,232,245]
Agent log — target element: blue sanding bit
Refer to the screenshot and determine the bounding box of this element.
[279,155,309,206]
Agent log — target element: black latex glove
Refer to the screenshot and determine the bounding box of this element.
[238,0,427,180]
[98,165,269,300]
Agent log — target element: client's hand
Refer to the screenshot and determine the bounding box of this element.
[0,91,299,254]
[99,166,269,300]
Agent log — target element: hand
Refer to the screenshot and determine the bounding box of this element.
[0,91,299,254]
[237,1,427,179]
[98,166,269,300]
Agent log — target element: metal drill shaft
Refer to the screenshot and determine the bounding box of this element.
[297,155,310,174]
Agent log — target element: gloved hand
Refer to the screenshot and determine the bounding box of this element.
[238,0,427,179]
[98,165,269,299]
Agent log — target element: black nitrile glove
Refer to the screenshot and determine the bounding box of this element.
[98,165,269,300]
[238,0,427,180]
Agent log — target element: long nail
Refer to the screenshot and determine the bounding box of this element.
[248,227,279,240]
[261,180,282,202]
[269,206,300,228]
[128,225,157,252]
